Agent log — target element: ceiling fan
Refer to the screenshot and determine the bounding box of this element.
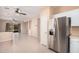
[15,8,27,15]
[4,7,27,15]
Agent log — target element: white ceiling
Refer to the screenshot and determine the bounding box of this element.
[0,6,45,22]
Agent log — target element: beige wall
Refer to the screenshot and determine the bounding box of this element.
[50,6,79,15]
[0,20,5,32]
[0,20,8,32]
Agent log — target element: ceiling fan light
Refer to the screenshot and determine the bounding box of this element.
[18,9,21,13]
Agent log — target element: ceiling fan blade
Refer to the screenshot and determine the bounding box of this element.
[19,13,26,15]
[15,8,26,15]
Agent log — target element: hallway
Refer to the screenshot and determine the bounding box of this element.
[0,33,54,53]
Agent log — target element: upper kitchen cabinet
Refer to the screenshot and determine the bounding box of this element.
[52,9,79,26]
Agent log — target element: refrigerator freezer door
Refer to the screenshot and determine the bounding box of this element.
[53,16,70,53]
[48,16,71,53]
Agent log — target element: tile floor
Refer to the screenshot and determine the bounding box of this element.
[0,33,54,53]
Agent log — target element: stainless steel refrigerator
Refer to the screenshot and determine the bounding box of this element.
[49,16,71,53]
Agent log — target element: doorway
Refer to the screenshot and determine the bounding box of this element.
[14,24,21,33]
